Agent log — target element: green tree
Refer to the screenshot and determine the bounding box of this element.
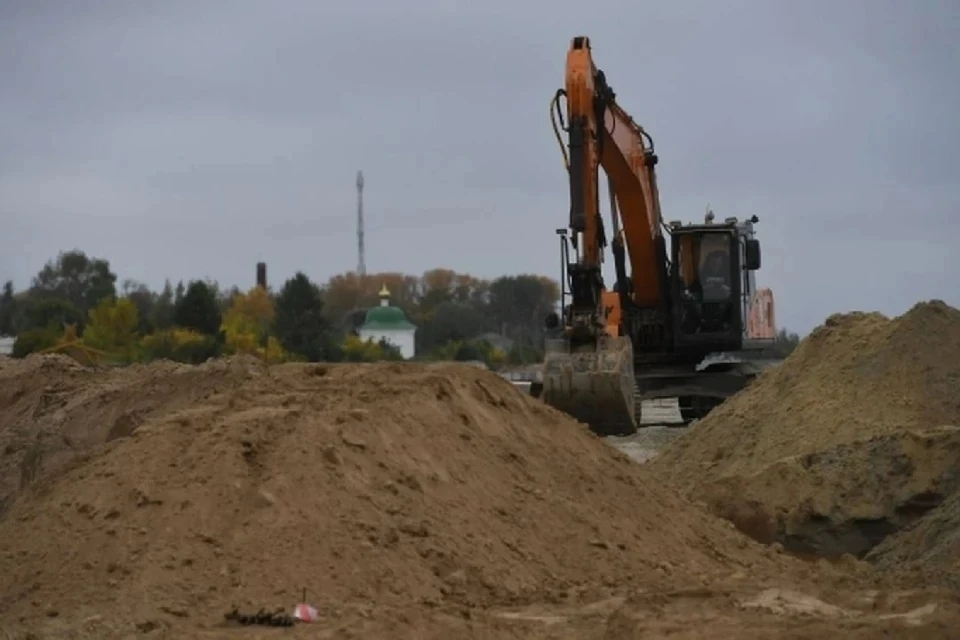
[474,339,506,367]
[377,338,403,361]
[0,281,15,335]
[453,341,484,362]
[428,338,504,367]
[218,285,242,313]
[12,327,60,357]
[507,344,542,365]
[416,301,488,354]
[19,297,85,333]
[121,279,157,334]
[274,272,339,361]
[341,335,402,362]
[140,328,218,364]
[152,280,175,330]
[29,250,117,314]
[774,328,801,357]
[174,280,222,336]
[174,280,186,307]
[343,308,369,334]
[487,275,560,348]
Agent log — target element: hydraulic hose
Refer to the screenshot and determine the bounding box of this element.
[550,89,570,170]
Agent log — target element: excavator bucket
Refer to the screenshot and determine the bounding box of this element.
[540,335,637,436]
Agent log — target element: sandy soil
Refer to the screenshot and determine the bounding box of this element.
[650,300,960,576]
[0,354,957,638]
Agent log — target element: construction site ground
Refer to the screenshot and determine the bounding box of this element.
[1,301,960,639]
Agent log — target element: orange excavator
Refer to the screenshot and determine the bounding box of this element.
[539,37,779,436]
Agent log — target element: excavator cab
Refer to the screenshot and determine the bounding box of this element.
[670,223,759,353]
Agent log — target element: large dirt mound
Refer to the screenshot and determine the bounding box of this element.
[0,354,260,518]
[651,300,960,557]
[0,359,809,637]
[699,426,960,557]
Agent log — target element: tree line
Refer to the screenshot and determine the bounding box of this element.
[0,249,802,367]
[0,250,560,367]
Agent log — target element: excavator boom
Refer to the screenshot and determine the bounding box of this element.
[541,36,650,435]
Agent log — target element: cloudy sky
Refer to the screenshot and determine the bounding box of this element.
[1,1,957,333]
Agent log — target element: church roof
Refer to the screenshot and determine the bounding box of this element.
[361,306,416,331]
[361,283,416,331]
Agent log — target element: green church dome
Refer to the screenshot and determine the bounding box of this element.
[360,284,416,331]
[362,305,415,330]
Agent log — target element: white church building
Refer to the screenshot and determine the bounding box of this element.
[357,284,417,359]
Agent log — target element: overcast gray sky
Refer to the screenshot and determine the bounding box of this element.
[1,1,957,333]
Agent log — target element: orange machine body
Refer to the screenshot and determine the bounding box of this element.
[564,38,664,312]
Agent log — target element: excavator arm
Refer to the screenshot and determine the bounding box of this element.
[541,36,658,435]
[564,37,665,310]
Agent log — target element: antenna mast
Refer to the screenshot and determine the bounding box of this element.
[356,170,366,276]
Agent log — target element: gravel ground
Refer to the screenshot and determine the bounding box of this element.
[606,426,688,463]
[508,381,689,463]
[606,398,689,464]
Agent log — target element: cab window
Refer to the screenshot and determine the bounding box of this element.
[697,235,733,302]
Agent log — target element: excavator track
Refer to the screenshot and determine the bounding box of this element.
[632,360,770,425]
[540,335,637,436]
[634,382,685,426]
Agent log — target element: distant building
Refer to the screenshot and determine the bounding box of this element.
[357,284,417,359]
[0,336,13,356]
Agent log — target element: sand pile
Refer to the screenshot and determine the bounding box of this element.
[0,358,810,637]
[0,354,261,518]
[651,300,960,557]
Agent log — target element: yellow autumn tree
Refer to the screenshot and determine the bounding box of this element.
[82,297,140,362]
[221,286,287,362]
[261,335,287,364]
[230,286,275,330]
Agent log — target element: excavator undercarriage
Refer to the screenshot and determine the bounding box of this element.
[539,338,776,435]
